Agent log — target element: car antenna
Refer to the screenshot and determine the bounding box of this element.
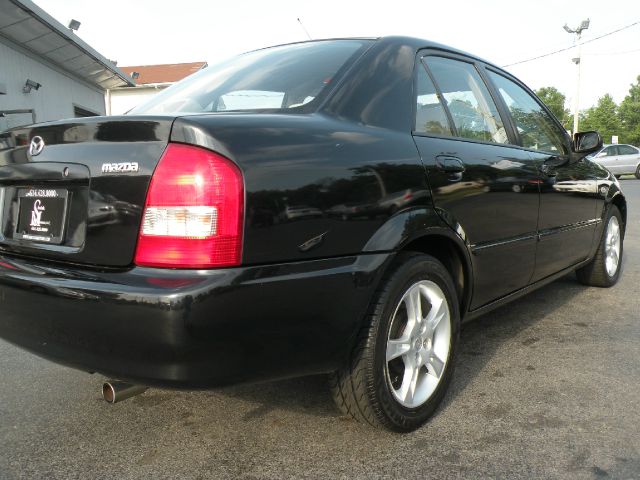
[297,17,312,40]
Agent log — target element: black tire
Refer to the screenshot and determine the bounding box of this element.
[576,205,623,287]
[615,175,622,180]
[635,166,640,180]
[329,253,460,432]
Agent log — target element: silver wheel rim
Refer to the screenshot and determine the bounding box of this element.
[385,280,451,409]
[605,216,621,277]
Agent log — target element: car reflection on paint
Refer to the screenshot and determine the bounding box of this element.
[327,188,429,220]
[326,202,376,220]
[378,188,428,214]
[552,180,596,194]
[488,176,543,193]
[437,180,485,195]
[112,198,141,221]
[88,191,118,228]
[283,205,323,221]
[88,192,141,228]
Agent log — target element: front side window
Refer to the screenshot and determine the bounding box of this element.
[424,57,508,144]
[130,40,371,114]
[414,65,452,136]
[487,71,568,154]
[598,146,618,157]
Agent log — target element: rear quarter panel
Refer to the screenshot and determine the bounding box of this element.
[172,113,429,264]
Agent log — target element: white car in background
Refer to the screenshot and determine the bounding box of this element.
[589,144,640,178]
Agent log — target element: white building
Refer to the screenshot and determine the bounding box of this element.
[0,0,134,131]
[107,62,207,115]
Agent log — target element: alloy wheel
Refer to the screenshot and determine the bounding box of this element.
[605,216,621,277]
[385,280,451,408]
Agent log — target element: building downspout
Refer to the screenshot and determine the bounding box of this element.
[105,88,111,115]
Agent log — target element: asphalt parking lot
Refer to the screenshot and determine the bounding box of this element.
[1,181,639,480]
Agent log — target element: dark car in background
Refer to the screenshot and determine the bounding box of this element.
[0,37,626,432]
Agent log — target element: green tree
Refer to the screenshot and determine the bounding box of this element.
[580,94,622,144]
[619,75,640,146]
[535,87,570,127]
[565,112,588,134]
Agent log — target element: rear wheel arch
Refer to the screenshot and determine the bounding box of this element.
[330,253,461,431]
[610,193,627,231]
[399,233,472,317]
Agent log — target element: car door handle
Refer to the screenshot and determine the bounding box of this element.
[435,156,465,173]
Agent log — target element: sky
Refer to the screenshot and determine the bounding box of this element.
[34,0,640,112]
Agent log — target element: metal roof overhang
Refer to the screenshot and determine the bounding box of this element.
[0,0,135,89]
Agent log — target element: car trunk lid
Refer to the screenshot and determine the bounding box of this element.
[0,116,174,268]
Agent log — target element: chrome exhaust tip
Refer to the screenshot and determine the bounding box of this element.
[102,380,148,404]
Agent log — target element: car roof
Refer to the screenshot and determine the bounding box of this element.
[379,36,502,68]
[251,36,504,72]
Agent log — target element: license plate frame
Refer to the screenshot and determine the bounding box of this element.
[15,187,69,245]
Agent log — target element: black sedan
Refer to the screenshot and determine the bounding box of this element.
[0,37,625,432]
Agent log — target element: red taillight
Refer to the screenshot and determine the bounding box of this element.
[134,143,244,268]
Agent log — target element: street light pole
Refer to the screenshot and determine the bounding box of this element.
[564,19,590,135]
[572,33,583,135]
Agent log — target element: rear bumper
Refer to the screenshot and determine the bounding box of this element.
[0,253,389,387]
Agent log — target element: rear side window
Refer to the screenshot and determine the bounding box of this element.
[424,57,508,144]
[414,65,452,136]
[618,145,638,155]
[487,71,568,154]
[130,40,371,114]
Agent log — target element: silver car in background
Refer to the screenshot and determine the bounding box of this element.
[589,144,640,178]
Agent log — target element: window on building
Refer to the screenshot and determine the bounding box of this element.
[0,110,36,132]
[74,106,99,118]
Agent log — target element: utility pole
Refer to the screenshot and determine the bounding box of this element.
[564,19,590,135]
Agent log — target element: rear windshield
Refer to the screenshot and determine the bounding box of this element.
[129,40,372,115]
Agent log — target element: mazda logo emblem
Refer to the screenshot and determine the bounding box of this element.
[29,136,45,156]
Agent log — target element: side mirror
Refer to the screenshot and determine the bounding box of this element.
[573,131,602,154]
